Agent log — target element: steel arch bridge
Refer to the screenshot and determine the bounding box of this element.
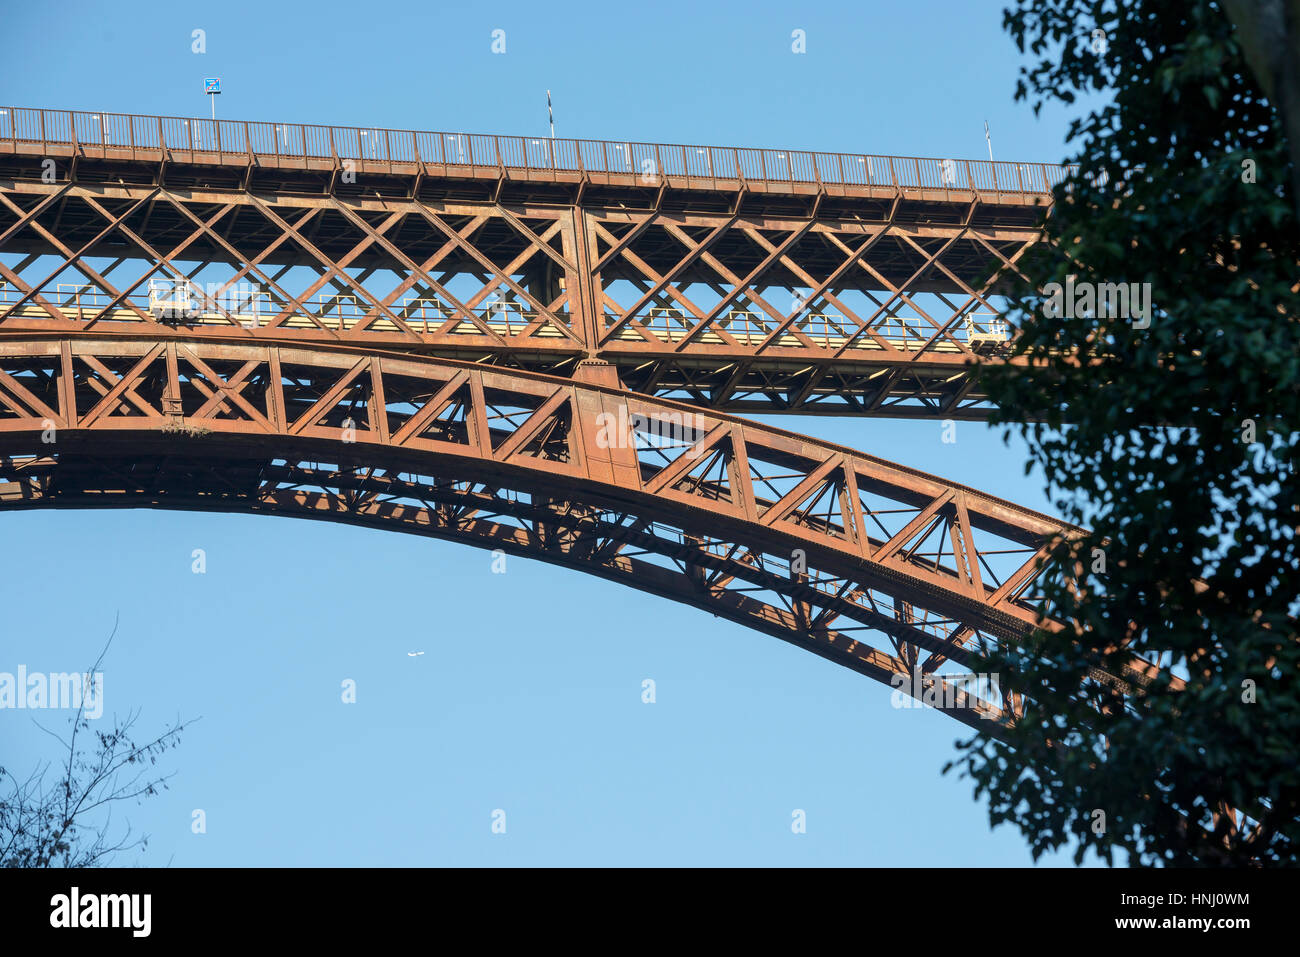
[0,106,1095,730]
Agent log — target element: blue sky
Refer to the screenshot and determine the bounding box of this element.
[0,0,1099,866]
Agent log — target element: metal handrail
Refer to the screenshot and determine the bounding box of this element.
[0,105,1080,195]
[3,283,1014,349]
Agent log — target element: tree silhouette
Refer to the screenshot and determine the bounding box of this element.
[0,621,192,867]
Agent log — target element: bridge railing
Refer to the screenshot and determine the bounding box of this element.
[1,278,1016,351]
[0,106,1081,195]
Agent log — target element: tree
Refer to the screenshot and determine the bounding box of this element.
[945,0,1300,865]
[1220,0,1300,216]
[0,626,190,867]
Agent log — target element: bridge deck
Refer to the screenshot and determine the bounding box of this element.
[0,106,1057,418]
[0,106,1072,205]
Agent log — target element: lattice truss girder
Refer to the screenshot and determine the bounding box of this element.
[0,181,585,365]
[0,337,1076,727]
[585,206,1039,415]
[0,181,1042,417]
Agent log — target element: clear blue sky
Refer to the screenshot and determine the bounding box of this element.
[0,0,1098,866]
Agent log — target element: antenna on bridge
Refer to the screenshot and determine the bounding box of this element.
[984,119,994,161]
[547,90,555,139]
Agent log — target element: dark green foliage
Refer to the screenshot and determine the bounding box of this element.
[946,0,1300,865]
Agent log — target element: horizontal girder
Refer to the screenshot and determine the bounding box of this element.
[0,106,1056,418]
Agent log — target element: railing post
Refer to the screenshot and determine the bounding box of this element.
[157,116,164,154]
[215,118,221,154]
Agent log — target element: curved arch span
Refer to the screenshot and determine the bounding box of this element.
[0,335,1077,731]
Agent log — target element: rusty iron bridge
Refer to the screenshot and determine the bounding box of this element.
[0,106,1103,731]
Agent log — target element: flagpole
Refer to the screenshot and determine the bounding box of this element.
[984,120,993,161]
[547,90,555,139]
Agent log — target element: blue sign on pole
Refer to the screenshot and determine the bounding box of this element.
[203,77,221,94]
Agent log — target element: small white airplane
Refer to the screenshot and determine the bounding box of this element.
[407,651,425,657]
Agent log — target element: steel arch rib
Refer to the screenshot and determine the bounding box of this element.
[0,334,1072,730]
